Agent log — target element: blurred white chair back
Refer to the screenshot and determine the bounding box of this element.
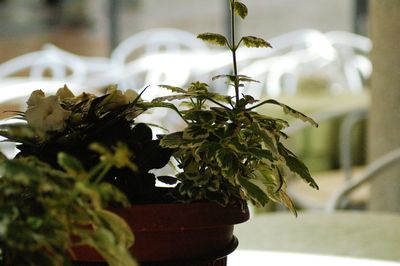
[324,31,372,94]
[0,44,86,84]
[106,28,210,93]
[227,30,371,98]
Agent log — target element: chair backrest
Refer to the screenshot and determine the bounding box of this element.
[230,30,372,98]
[0,44,87,84]
[111,28,209,65]
[107,28,210,92]
[325,147,400,212]
[283,107,369,210]
[324,31,372,94]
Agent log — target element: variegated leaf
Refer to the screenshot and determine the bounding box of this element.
[241,36,272,48]
[238,76,260,83]
[251,122,278,153]
[234,1,248,19]
[247,147,274,161]
[160,132,184,148]
[278,143,319,189]
[238,177,269,206]
[251,99,318,127]
[197,33,229,47]
[216,147,239,179]
[212,74,235,82]
[57,152,85,177]
[195,142,222,161]
[152,94,189,102]
[279,190,297,217]
[158,84,187,93]
[183,124,210,140]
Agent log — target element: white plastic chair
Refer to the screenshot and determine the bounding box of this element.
[228,30,371,98]
[42,44,111,83]
[200,29,337,97]
[324,31,372,94]
[108,28,210,91]
[285,107,370,210]
[0,45,86,84]
[326,147,400,212]
[111,28,209,65]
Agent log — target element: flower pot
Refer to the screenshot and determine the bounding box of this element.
[72,202,249,266]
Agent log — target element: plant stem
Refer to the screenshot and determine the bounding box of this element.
[90,162,112,184]
[230,0,240,106]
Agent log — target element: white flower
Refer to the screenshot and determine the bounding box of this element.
[26,90,45,108]
[103,86,131,110]
[56,85,75,100]
[124,89,139,103]
[25,96,71,132]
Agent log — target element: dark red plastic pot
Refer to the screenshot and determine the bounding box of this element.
[72,202,249,265]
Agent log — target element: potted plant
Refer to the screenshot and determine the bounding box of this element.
[156,0,319,212]
[0,1,319,265]
[0,146,138,266]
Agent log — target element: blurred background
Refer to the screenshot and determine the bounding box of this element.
[0,0,373,210]
[2,0,400,263]
[0,0,366,60]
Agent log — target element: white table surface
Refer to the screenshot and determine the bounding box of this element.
[229,250,400,266]
[234,211,400,262]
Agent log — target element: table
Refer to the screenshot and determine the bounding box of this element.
[234,211,400,262]
[229,250,400,266]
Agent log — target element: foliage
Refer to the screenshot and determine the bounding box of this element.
[157,0,319,214]
[0,1,320,265]
[0,147,137,266]
[0,86,173,204]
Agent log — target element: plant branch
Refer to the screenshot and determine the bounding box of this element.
[230,0,240,106]
[205,97,231,111]
[245,99,275,111]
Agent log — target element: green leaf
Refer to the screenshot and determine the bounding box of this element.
[251,122,278,153]
[57,152,85,177]
[183,124,210,140]
[280,104,318,127]
[160,132,203,149]
[250,99,318,127]
[158,84,187,93]
[241,36,272,48]
[0,123,43,146]
[187,81,209,94]
[184,110,216,123]
[96,209,134,248]
[0,151,7,163]
[223,139,246,154]
[279,190,297,217]
[234,1,248,19]
[152,94,189,102]
[216,148,239,179]
[195,142,222,161]
[210,107,232,120]
[238,95,258,107]
[278,143,319,189]
[83,226,137,266]
[212,74,235,82]
[237,75,260,83]
[97,182,130,207]
[0,160,40,184]
[160,132,184,148]
[248,147,274,161]
[198,33,229,47]
[238,177,269,206]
